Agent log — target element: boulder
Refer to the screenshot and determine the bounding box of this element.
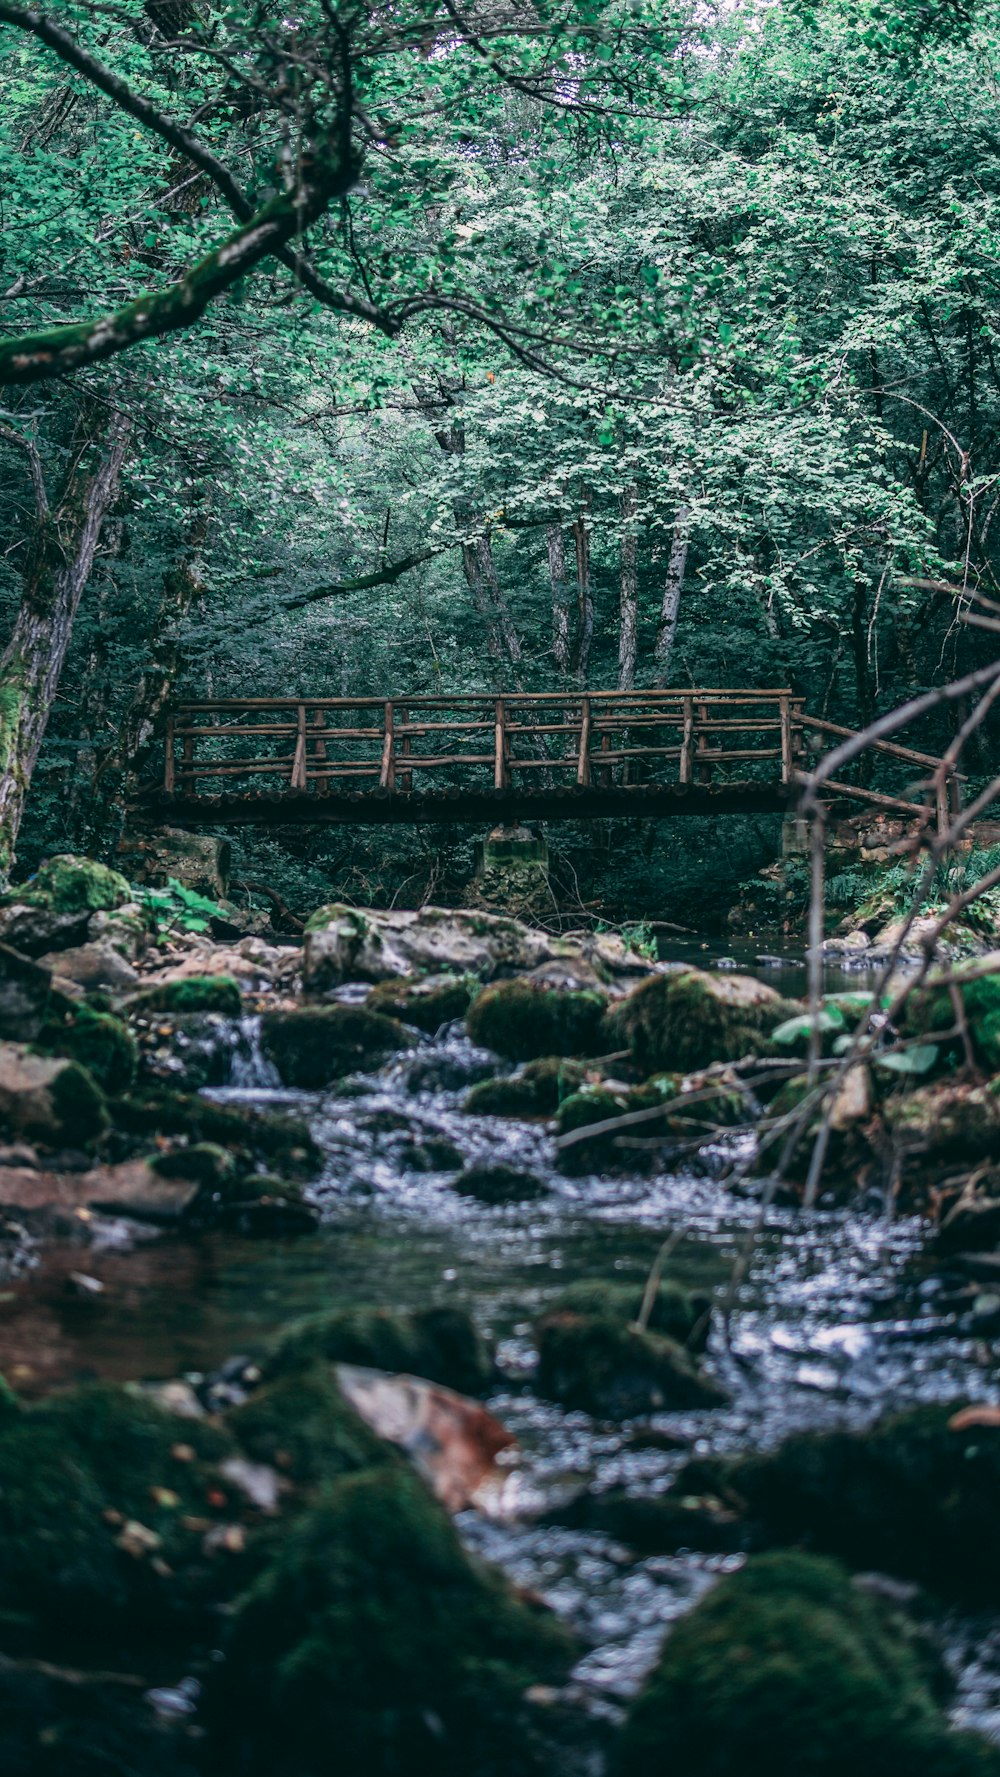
[126,974,242,1016]
[367,972,477,1032]
[37,942,138,993]
[0,904,91,958]
[618,1552,996,1777]
[202,1464,574,1777]
[6,856,132,915]
[463,1056,587,1117]
[711,1401,1000,1599]
[112,1086,323,1177]
[883,1079,1000,1164]
[123,827,230,900]
[0,1044,107,1145]
[302,903,554,989]
[547,1276,712,1353]
[80,1157,202,1222]
[607,967,801,1072]
[260,1005,410,1089]
[450,1161,549,1204]
[264,1305,495,1397]
[136,937,300,991]
[534,1309,728,1417]
[465,978,609,1061]
[40,1004,138,1094]
[0,941,53,1041]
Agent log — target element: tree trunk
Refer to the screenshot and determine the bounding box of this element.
[653,509,689,685]
[547,523,571,674]
[571,512,594,681]
[0,412,131,881]
[618,488,638,690]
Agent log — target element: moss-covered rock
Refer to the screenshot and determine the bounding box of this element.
[228,1363,396,1487]
[617,1551,998,1777]
[715,1402,1000,1600]
[882,1079,1000,1164]
[0,1042,108,1146]
[905,965,1000,1074]
[0,1382,233,1632]
[39,1003,138,1094]
[607,967,801,1073]
[451,1160,549,1204]
[367,973,477,1033]
[465,979,608,1061]
[463,1055,588,1117]
[204,1463,574,1777]
[548,1277,712,1353]
[111,1085,322,1176]
[535,1310,727,1418]
[127,974,243,1016]
[9,856,132,916]
[265,1305,495,1396]
[260,1004,409,1089]
[0,940,58,1041]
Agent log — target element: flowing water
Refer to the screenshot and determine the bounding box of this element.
[2,945,998,1749]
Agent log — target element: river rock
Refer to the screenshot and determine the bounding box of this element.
[0,941,53,1041]
[451,1160,549,1204]
[0,903,92,957]
[37,941,138,993]
[465,977,609,1061]
[6,855,132,915]
[264,1304,495,1396]
[883,1078,1000,1163]
[618,1552,991,1777]
[607,966,802,1072]
[535,1309,728,1417]
[127,974,242,1016]
[260,1004,410,1088]
[137,937,300,992]
[302,902,656,992]
[80,1157,201,1221]
[125,826,230,900]
[366,972,477,1032]
[0,1043,107,1145]
[463,1056,588,1117]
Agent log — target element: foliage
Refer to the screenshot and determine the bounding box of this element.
[135,877,227,935]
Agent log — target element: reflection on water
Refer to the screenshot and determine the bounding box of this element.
[0,1006,996,1715]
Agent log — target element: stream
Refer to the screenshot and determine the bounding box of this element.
[1,942,999,1752]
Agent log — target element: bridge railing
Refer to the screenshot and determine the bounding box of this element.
[162,689,804,798]
[160,690,964,826]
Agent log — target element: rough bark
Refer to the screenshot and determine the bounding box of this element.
[618,488,638,691]
[0,412,131,880]
[545,524,571,675]
[654,511,689,685]
[571,512,594,682]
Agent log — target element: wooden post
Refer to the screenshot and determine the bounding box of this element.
[696,701,711,783]
[290,702,307,790]
[380,701,396,790]
[577,696,592,786]
[400,707,412,792]
[679,696,694,785]
[182,727,194,794]
[164,715,175,793]
[494,698,509,790]
[314,708,329,796]
[779,693,792,784]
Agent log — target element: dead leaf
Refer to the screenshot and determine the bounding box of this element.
[948,1405,1000,1432]
[335,1363,520,1517]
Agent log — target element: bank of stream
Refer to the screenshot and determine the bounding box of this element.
[3,938,999,1758]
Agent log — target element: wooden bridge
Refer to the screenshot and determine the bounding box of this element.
[146,689,963,828]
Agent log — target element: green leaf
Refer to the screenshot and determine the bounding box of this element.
[772,1008,845,1045]
[874,1044,939,1076]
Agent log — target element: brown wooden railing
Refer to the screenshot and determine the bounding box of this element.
[157,689,964,827]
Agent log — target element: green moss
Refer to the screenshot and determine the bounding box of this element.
[607,967,801,1073]
[265,1305,495,1396]
[148,1141,236,1188]
[47,1057,109,1144]
[465,979,608,1061]
[368,973,477,1033]
[302,902,368,937]
[464,1055,588,1117]
[127,974,242,1016]
[204,1464,574,1777]
[618,1551,999,1777]
[112,1086,323,1176]
[550,1277,712,1352]
[11,855,131,914]
[260,1004,409,1089]
[721,1402,1000,1600]
[39,1004,137,1093]
[228,1364,396,1487]
[535,1311,728,1418]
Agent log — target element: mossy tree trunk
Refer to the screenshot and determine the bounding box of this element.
[654,509,689,685]
[0,411,131,881]
[618,486,639,691]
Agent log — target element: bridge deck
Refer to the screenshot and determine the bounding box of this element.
[148,690,962,828]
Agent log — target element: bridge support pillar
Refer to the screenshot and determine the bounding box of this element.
[781,815,812,858]
[466,824,550,918]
